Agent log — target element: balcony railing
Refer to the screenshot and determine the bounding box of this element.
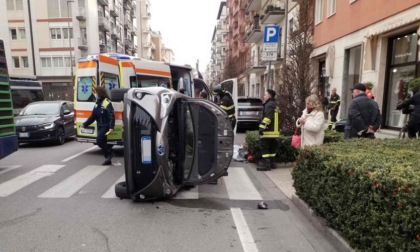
[261,0,285,24]
[98,0,109,6]
[123,0,132,10]
[246,0,261,12]
[244,17,263,43]
[76,7,86,21]
[98,17,111,32]
[111,28,121,40]
[78,38,88,50]
[124,14,133,29]
[110,5,120,17]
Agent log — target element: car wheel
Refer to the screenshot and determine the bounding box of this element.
[56,127,65,145]
[115,181,130,199]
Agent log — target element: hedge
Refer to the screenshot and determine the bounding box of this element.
[292,139,420,251]
[245,130,343,163]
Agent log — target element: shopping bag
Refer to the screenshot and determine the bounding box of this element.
[291,128,301,148]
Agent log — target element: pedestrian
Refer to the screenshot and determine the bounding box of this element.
[80,86,115,165]
[396,90,420,138]
[212,85,236,130]
[344,83,382,139]
[257,89,280,171]
[328,88,340,130]
[296,94,325,147]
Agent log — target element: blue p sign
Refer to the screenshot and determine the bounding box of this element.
[264,26,280,43]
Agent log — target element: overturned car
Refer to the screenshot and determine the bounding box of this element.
[113,87,234,201]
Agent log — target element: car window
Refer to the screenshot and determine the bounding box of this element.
[103,72,120,97]
[77,77,95,102]
[20,103,60,116]
[183,104,194,179]
[238,99,263,106]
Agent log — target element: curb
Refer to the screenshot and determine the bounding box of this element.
[291,194,354,252]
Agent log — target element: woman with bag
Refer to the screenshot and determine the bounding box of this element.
[295,94,325,147]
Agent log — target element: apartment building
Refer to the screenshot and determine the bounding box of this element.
[208,2,228,88]
[0,0,136,100]
[311,0,420,130]
[135,0,152,59]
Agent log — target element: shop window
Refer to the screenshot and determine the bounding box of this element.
[391,33,418,65]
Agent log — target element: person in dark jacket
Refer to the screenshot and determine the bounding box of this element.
[257,89,280,171]
[328,88,340,130]
[344,83,382,139]
[396,91,420,138]
[213,85,236,129]
[81,87,115,165]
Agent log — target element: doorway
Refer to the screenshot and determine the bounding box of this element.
[342,45,362,119]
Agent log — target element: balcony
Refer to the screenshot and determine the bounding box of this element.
[111,28,121,40]
[261,1,285,24]
[117,43,124,54]
[130,9,136,18]
[98,17,111,32]
[123,0,132,10]
[244,18,263,43]
[124,14,133,30]
[110,5,120,17]
[246,56,265,74]
[246,0,261,11]
[142,11,151,19]
[78,38,88,50]
[131,26,137,36]
[125,39,133,48]
[76,7,86,21]
[98,0,109,6]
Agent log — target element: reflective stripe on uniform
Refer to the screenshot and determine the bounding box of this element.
[102,99,110,108]
[259,124,266,129]
[262,117,271,125]
[262,153,276,158]
[229,114,235,118]
[221,104,235,110]
[330,101,338,104]
[261,107,280,138]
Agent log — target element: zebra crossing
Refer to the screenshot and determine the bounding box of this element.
[0,164,263,201]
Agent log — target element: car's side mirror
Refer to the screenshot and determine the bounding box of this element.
[63,109,71,115]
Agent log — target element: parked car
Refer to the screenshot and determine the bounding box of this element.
[112,87,234,201]
[14,101,75,145]
[237,97,264,129]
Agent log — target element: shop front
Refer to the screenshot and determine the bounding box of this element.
[384,31,420,129]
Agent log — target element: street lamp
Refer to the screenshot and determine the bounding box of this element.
[67,0,74,84]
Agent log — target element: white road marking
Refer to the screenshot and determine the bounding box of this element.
[101,174,125,198]
[0,165,22,176]
[231,208,259,252]
[223,167,262,200]
[61,146,98,162]
[173,186,199,199]
[0,165,65,197]
[38,165,109,198]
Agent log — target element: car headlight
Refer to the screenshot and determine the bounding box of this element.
[42,123,55,129]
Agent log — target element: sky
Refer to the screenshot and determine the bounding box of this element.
[149,0,221,73]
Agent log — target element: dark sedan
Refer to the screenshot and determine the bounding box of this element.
[14,101,75,145]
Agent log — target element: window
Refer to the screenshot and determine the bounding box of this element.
[53,57,64,67]
[315,0,323,24]
[7,0,13,10]
[47,0,71,18]
[12,57,20,68]
[22,56,29,68]
[10,28,17,40]
[41,57,52,67]
[77,77,95,102]
[349,0,357,3]
[19,28,26,39]
[327,0,336,17]
[50,28,62,39]
[103,73,120,96]
[15,0,23,10]
[63,28,73,39]
[64,57,75,67]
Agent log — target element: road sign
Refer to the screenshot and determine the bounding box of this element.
[263,43,278,52]
[263,26,280,43]
[261,51,277,61]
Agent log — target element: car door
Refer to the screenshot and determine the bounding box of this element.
[61,102,73,137]
[178,98,233,185]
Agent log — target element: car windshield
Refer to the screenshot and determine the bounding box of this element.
[238,99,263,106]
[19,103,60,116]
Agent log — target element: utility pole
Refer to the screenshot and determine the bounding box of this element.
[67,1,74,84]
[283,0,289,83]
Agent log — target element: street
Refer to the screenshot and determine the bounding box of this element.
[0,133,336,252]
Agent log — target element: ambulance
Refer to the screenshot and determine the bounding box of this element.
[74,53,212,145]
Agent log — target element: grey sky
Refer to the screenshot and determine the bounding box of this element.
[149,0,221,73]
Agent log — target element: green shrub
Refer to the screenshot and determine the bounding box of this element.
[292,139,420,251]
[245,130,343,163]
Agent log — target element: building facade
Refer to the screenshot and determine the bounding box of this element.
[311,0,420,129]
[0,0,137,101]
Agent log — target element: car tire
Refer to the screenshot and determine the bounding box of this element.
[111,88,129,102]
[115,181,130,199]
[56,127,65,145]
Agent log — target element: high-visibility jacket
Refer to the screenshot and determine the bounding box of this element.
[83,98,115,129]
[328,93,341,110]
[259,99,280,138]
[220,93,235,120]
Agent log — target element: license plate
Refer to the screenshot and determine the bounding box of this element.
[80,128,94,134]
[19,132,30,138]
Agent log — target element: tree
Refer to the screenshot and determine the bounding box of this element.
[278,0,316,135]
[223,54,237,80]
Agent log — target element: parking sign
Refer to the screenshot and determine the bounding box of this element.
[264,26,280,43]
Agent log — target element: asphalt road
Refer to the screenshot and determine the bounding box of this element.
[0,133,336,252]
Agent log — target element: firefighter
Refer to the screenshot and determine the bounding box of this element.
[328,88,340,130]
[212,85,236,130]
[257,89,280,171]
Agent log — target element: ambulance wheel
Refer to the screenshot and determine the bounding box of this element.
[110,88,129,102]
[115,181,129,199]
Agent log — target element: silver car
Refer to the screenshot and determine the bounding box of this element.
[114,87,234,201]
